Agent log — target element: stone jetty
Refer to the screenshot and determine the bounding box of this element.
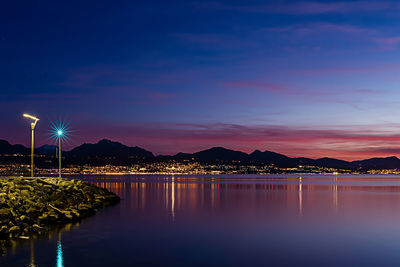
[0,177,119,245]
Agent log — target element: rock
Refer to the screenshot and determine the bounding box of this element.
[78,203,92,210]
[20,215,29,222]
[63,211,74,220]
[0,209,10,218]
[9,226,20,237]
[0,226,8,238]
[20,190,30,197]
[0,177,120,243]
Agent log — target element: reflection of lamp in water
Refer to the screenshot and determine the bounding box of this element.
[298,176,303,215]
[29,239,36,267]
[171,175,175,221]
[23,113,39,177]
[333,175,338,212]
[56,232,64,267]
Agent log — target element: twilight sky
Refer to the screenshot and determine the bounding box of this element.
[2,0,400,160]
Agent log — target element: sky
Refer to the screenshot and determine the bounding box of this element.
[2,0,400,160]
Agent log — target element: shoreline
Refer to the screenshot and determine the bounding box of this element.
[0,177,120,254]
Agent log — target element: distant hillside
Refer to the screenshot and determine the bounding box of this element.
[37,144,58,155]
[0,140,29,155]
[173,147,306,167]
[169,146,400,170]
[352,156,400,170]
[175,147,248,162]
[66,139,154,164]
[249,150,295,167]
[313,157,355,169]
[1,138,400,170]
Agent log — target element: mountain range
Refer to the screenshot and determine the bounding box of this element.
[1,139,400,170]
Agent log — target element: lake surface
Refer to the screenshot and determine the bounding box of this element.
[3,174,400,266]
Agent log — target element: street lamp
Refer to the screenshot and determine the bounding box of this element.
[23,113,39,177]
[50,120,70,178]
[56,130,63,178]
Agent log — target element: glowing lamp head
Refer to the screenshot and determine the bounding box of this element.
[23,113,39,129]
[49,119,71,143]
[23,113,39,122]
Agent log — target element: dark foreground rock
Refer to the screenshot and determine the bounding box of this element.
[0,177,119,253]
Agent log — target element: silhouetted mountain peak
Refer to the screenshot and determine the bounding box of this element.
[206,147,232,152]
[0,140,11,147]
[68,139,154,159]
[249,149,294,167]
[2,138,400,170]
[0,139,29,155]
[188,147,249,162]
[98,139,114,145]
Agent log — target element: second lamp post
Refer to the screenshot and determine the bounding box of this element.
[56,130,63,178]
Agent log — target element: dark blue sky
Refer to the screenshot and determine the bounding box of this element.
[3,0,400,160]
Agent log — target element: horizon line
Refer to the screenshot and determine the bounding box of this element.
[1,138,399,163]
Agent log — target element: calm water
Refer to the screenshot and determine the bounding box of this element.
[3,175,400,266]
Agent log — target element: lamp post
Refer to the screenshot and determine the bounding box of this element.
[50,120,70,179]
[23,114,39,177]
[57,130,63,178]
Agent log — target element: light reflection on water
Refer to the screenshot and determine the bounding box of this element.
[6,224,71,267]
[56,232,64,267]
[90,175,400,224]
[3,175,400,266]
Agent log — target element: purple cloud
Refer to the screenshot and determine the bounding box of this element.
[223,81,292,94]
[198,1,390,15]
[373,36,400,50]
[294,63,400,75]
[263,23,375,35]
[174,33,226,45]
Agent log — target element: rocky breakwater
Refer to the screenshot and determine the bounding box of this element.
[0,177,119,252]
